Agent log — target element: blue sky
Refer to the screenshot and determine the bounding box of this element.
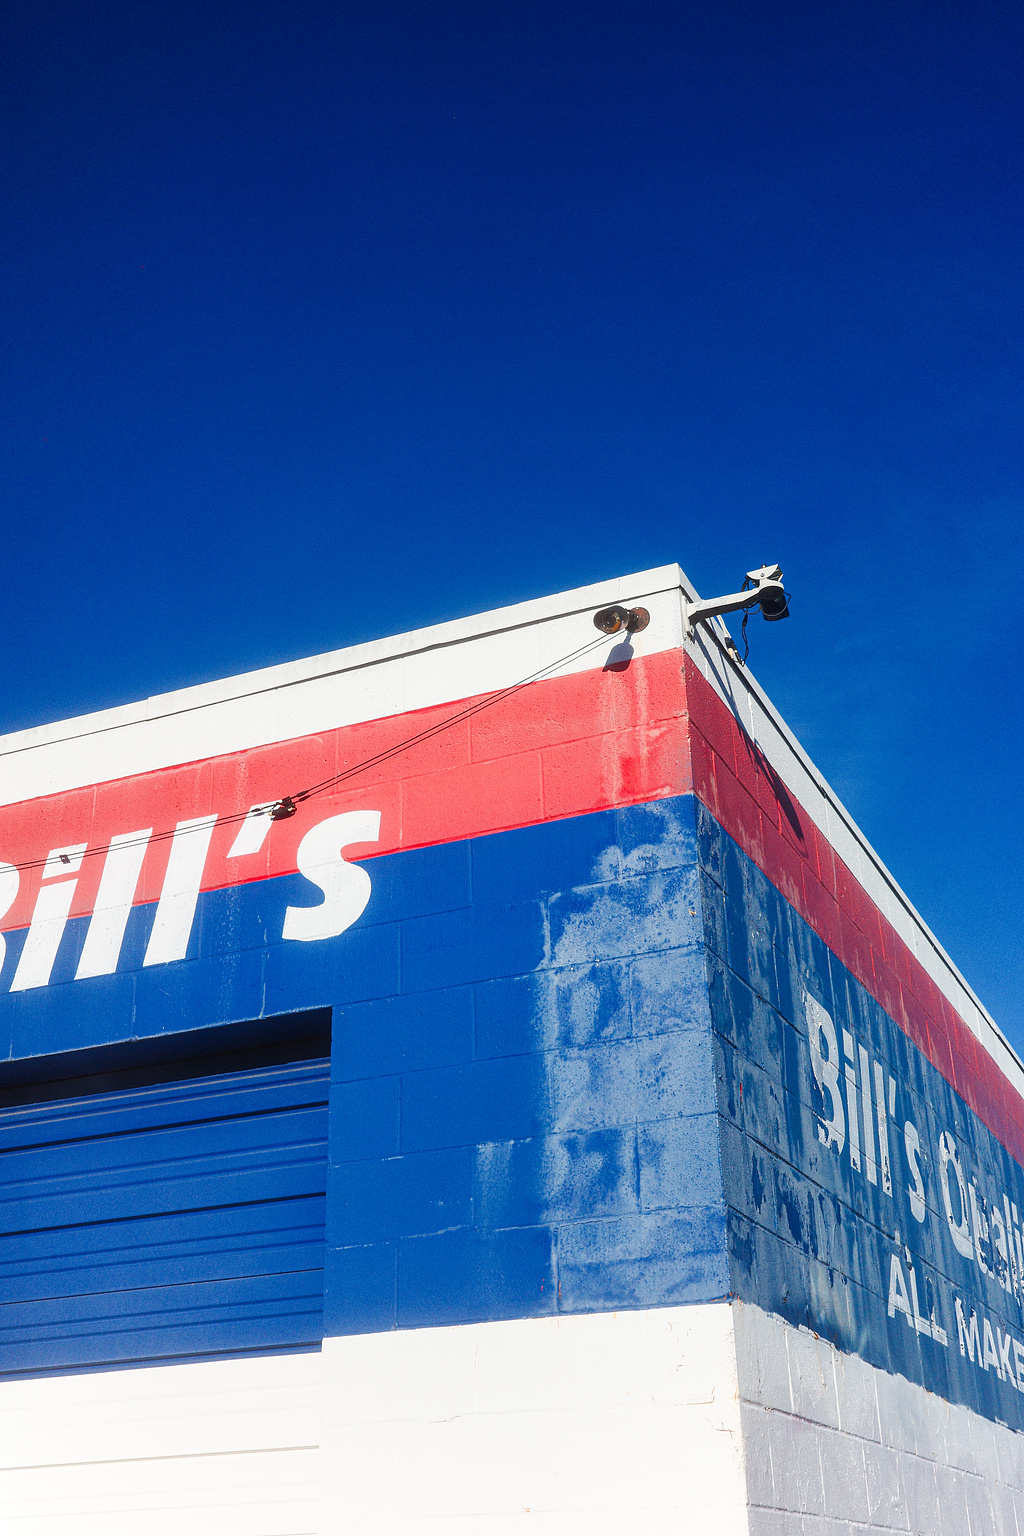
[2,2,1022,1040]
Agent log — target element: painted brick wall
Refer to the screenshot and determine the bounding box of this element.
[322,796,727,1337]
[318,1305,749,1534]
[684,655,1024,1172]
[737,1300,1024,1535]
[700,797,1024,1434]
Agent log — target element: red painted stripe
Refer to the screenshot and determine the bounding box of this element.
[683,656,1024,1170]
[9,638,1016,1170]
[0,649,689,932]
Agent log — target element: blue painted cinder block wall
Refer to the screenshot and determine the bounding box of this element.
[13,779,1020,1409]
[0,794,729,1378]
[321,795,728,1336]
[700,801,1024,1434]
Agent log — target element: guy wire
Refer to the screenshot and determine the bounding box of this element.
[7,626,621,875]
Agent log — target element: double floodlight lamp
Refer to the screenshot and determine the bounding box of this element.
[592,603,650,636]
[592,563,789,662]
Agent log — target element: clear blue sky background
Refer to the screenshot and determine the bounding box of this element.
[2,3,1022,1040]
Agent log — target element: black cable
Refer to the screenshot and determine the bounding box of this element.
[290,630,611,804]
[6,628,615,875]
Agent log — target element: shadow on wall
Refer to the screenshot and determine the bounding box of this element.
[744,732,804,843]
[603,641,634,673]
[696,644,805,844]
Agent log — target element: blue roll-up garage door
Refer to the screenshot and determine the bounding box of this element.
[0,1018,330,1377]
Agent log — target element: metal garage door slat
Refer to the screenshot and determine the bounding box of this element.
[0,1110,330,1212]
[0,1064,328,1152]
[0,1055,330,1376]
[0,1189,323,1267]
[0,1302,327,1372]
[0,1219,325,1303]
[0,1267,326,1334]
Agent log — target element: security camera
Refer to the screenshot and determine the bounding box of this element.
[685,564,790,633]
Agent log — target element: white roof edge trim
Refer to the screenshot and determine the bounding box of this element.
[683,596,1023,1094]
[0,565,684,760]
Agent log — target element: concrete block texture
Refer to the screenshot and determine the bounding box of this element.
[319,1303,750,1535]
[7,1295,1024,1533]
[736,1298,1024,1534]
[707,803,1024,1438]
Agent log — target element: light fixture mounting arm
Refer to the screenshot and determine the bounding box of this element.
[684,563,788,635]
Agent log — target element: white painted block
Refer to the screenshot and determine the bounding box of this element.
[405,1409,563,1518]
[338,1512,705,1536]
[990,1479,1021,1536]
[743,1512,792,1536]
[319,1322,481,1426]
[862,1439,903,1527]
[319,1304,749,1535]
[738,1403,775,1509]
[994,1418,1024,1489]
[766,1411,826,1516]
[146,692,279,775]
[830,1348,880,1444]
[816,1424,869,1523]
[646,1302,740,1411]
[403,627,541,719]
[733,1300,792,1415]
[472,1308,643,1414]
[961,1472,997,1535]
[899,1451,941,1533]
[273,665,403,745]
[873,1365,929,1460]
[935,1462,973,1536]
[734,1300,1024,1535]
[786,1325,840,1431]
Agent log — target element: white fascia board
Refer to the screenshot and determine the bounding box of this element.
[0,567,685,804]
[684,602,1024,1104]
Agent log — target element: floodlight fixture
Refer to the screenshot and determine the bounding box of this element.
[592,604,651,636]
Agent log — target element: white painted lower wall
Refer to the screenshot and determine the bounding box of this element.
[0,1351,321,1535]
[0,1309,747,1534]
[4,1303,1023,1533]
[735,1299,1024,1535]
[318,1304,749,1535]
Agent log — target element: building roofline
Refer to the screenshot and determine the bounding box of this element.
[1,559,1014,1084]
